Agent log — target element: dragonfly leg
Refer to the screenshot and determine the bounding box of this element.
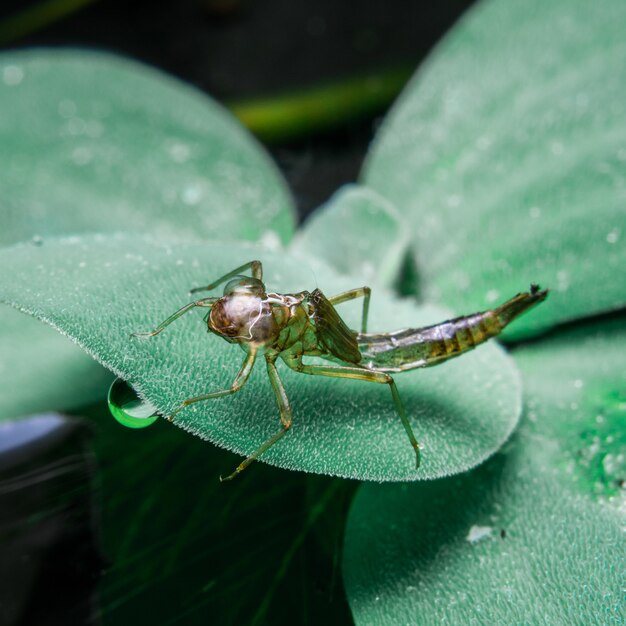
[167,349,257,422]
[328,287,371,333]
[284,358,420,469]
[131,297,216,338]
[190,260,263,294]
[221,355,292,481]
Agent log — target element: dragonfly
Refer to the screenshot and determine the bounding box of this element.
[133,260,548,480]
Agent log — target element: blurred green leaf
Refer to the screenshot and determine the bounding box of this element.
[343,316,626,624]
[513,316,626,498]
[289,184,410,289]
[0,235,522,480]
[0,312,113,419]
[0,48,294,246]
[0,48,296,419]
[364,0,626,339]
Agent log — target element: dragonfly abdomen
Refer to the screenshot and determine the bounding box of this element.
[357,286,548,373]
[428,312,501,358]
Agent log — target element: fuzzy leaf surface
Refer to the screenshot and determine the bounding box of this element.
[0,235,522,480]
[343,317,626,623]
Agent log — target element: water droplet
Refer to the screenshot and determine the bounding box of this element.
[486,289,500,303]
[447,194,462,207]
[182,184,203,205]
[31,235,44,246]
[606,228,621,244]
[466,524,492,543]
[3,65,24,86]
[108,378,159,429]
[550,141,564,155]
[168,141,191,163]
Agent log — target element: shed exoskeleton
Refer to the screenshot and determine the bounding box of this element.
[133,260,548,480]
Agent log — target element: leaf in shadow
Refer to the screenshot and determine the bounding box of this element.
[289,184,410,289]
[88,403,353,626]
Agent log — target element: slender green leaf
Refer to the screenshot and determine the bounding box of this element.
[343,317,626,624]
[363,0,626,338]
[289,184,410,289]
[0,48,295,419]
[0,235,522,480]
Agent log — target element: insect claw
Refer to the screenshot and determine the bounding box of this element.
[413,444,421,469]
[130,331,155,339]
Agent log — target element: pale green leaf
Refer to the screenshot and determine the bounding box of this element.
[343,436,625,625]
[0,48,294,245]
[363,0,626,338]
[289,184,410,289]
[343,317,626,623]
[513,317,626,498]
[0,235,522,480]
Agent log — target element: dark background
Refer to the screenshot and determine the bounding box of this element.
[0,2,476,624]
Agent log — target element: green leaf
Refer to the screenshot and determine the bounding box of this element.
[289,184,410,289]
[363,0,626,338]
[0,311,113,419]
[0,48,296,419]
[0,235,522,480]
[0,48,294,246]
[342,317,626,624]
[513,316,626,498]
[343,436,625,625]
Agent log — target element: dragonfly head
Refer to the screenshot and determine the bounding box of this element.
[208,276,279,346]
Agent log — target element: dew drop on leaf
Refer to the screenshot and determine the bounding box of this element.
[108,377,159,429]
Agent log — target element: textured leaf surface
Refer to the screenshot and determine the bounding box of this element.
[343,318,626,624]
[289,184,410,289]
[0,48,295,419]
[363,0,626,338]
[0,235,521,480]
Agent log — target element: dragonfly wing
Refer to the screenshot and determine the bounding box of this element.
[310,289,362,364]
